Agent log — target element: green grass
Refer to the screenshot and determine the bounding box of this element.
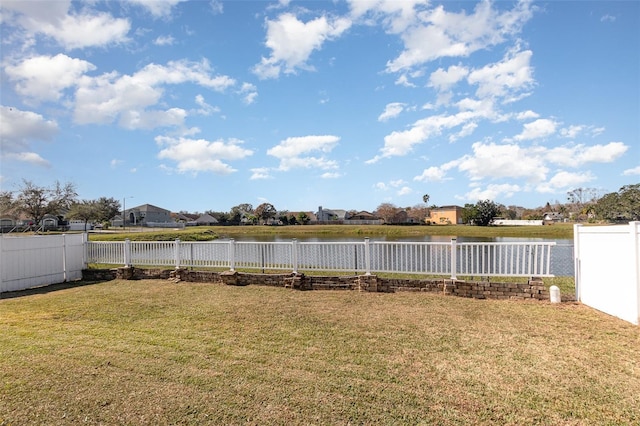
[1,280,637,425]
[89,223,576,241]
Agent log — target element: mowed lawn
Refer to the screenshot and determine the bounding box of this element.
[1,280,638,425]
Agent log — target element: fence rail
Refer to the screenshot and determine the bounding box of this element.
[86,238,556,278]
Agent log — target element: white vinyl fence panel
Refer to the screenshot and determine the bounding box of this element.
[86,238,556,278]
[0,234,86,293]
[574,222,640,325]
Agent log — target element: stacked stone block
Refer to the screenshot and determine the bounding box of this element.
[83,268,550,301]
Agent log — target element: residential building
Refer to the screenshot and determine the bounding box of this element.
[428,205,464,225]
[113,204,174,227]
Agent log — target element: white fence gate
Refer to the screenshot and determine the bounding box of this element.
[574,222,640,325]
[0,234,86,293]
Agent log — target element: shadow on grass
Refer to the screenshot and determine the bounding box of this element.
[0,280,109,300]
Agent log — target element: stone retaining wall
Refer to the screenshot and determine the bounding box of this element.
[82,268,549,301]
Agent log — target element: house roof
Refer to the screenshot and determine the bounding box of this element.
[130,204,171,213]
[196,214,218,223]
[349,210,378,219]
[431,205,463,211]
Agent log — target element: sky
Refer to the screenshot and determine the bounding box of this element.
[1,0,638,215]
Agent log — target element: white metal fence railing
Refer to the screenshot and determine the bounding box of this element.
[86,238,556,278]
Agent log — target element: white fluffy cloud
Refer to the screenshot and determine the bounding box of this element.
[514,118,558,141]
[253,13,351,79]
[546,142,628,167]
[414,165,449,182]
[127,0,187,18]
[378,102,405,122]
[463,183,521,201]
[368,101,496,163]
[467,48,534,101]
[4,54,96,104]
[267,135,340,171]
[536,171,594,193]
[428,65,469,92]
[250,167,273,180]
[433,139,629,200]
[154,35,175,46]
[156,136,253,175]
[0,106,58,153]
[74,59,235,128]
[384,0,534,72]
[623,166,640,176]
[458,141,548,182]
[1,1,131,49]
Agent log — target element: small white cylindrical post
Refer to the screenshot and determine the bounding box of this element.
[229,239,236,271]
[364,237,371,275]
[292,239,299,274]
[450,238,457,280]
[550,285,561,303]
[124,238,131,267]
[174,238,181,269]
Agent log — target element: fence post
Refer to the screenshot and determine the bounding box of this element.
[124,238,131,267]
[82,232,88,270]
[292,239,299,274]
[0,236,4,293]
[229,239,236,271]
[573,224,582,302]
[450,238,457,280]
[174,239,181,269]
[364,238,371,275]
[62,234,68,282]
[630,221,640,326]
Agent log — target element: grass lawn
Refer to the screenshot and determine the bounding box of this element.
[1,280,638,425]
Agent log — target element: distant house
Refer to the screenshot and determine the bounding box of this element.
[543,212,564,225]
[428,205,464,225]
[347,211,380,222]
[113,204,174,227]
[0,217,17,232]
[316,206,349,222]
[194,214,218,226]
[172,213,198,223]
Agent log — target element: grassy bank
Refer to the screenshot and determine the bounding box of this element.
[90,223,575,241]
[1,280,637,425]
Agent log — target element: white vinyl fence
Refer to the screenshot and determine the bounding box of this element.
[0,234,86,293]
[574,222,640,325]
[86,238,556,279]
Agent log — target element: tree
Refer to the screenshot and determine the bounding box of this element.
[474,199,501,226]
[15,180,77,228]
[567,187,598,206]
[229,203,254,225]
[94,197,121,223]
[461,203,478,224]
[297,212,310,225]
[463,200,500,226]
[0,191,17,217]
[619,184,640,221]
[475,199,500,226]
[593,183,640,222]
[375,202,400,224]
[64,197,120,231]
[255,203,277,224]
[406,204,430,223]
[66,200,98,231]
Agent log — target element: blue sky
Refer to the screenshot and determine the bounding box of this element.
[1,0,638,214]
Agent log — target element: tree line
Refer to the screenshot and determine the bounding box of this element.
[1,180,638,229]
